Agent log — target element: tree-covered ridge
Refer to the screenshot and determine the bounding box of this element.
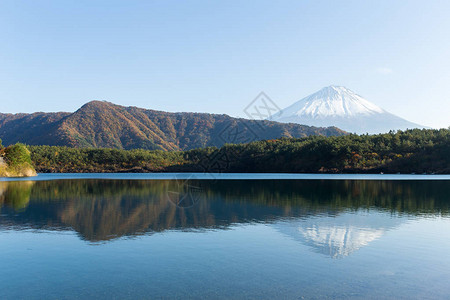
[183,128,450,174]
[28,128,450,174]
[0,139,36,177]
[0,101,346,151]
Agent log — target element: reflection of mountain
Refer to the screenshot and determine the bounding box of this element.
[274,212,403,258]
[1,180,304,241]
[0,180,449,243]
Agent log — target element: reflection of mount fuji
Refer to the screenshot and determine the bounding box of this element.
[274,212,404,258]
[1,180,449,243]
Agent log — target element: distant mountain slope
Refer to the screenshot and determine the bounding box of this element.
[271,86,426,134]
[0,101,346,150]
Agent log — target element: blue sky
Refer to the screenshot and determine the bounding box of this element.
[1,0,449,128]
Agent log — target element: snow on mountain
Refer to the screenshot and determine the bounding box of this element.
[271,86,426,134]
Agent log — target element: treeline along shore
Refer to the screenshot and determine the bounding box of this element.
[27,129,450,174]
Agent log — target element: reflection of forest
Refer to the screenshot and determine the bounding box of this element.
[0,179,449,242]
[0,181,34,211]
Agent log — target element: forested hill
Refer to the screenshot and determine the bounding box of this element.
[0,101,345,151]
[29,128,450,174]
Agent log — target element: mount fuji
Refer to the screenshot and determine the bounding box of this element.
[270,86,426,134]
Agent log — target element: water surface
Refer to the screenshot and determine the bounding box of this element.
[1,177,450,299]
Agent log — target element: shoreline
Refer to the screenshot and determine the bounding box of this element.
[2,172,450,182]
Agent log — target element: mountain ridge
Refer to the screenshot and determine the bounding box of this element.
[0,100,346,151]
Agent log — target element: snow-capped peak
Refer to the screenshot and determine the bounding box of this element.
[271,86,425,134]
[274,86,385,119]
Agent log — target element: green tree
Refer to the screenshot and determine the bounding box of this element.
[5,144,33,166]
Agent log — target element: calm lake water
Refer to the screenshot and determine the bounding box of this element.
[1,174,450,299]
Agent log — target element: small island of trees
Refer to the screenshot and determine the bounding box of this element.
[0,139,37,177]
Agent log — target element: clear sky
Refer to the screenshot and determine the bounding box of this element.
[1,0,449,128]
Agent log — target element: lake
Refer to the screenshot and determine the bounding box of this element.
[1,174,450,299]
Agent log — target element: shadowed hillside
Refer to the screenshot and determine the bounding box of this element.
[0,101,346,151]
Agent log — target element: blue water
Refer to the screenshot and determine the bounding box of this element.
[1,176,450,299]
